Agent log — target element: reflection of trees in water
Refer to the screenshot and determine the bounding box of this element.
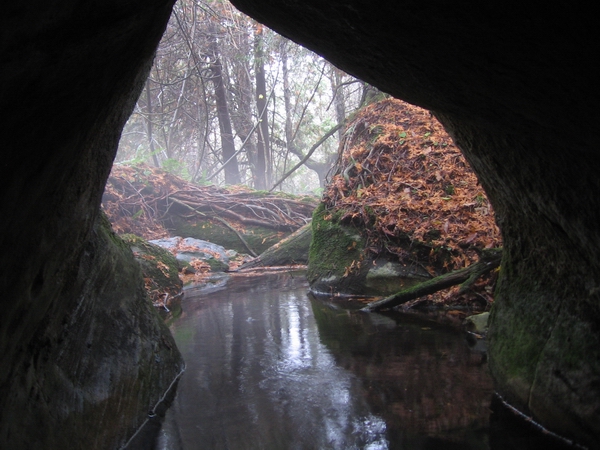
[310,295,494,443]
[166,275,493,449]
[249,289,390,449]
[167,274,392,449]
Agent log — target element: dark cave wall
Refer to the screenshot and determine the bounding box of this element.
[1,0,599,447]
[228,0,600,447]
[438,113,600,445]
[1,213,184,448]
[0,0,181,448]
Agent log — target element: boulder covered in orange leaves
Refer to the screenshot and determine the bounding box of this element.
[308,99,501,308]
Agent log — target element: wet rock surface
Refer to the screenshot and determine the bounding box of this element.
[150,236,231,272]
[1,1,179,447]
[1,214,184,449]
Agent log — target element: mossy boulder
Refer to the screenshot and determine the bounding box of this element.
[121,234,183,305]
[167,216,287,255]
[308,205,432,296]
[0,213,184,449]
[0,0,180,442]
[307,205,367,295]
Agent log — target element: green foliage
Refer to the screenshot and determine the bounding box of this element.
[119,146,161,167]
[161,158,191,181]
[398,131,407,144]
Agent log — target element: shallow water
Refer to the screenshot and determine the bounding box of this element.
[155,272,573,450]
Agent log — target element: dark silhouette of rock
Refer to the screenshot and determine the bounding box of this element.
[0,1,182,448]
[228,2,600,447]
[1,0,599,448]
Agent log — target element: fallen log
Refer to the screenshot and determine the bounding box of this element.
[237,222,312,270]
[102,164,318,240]
[361,248,502,312]
[235,265,307,274]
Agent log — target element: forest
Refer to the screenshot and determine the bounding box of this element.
[105,0,502,312]
[116,0,377,193]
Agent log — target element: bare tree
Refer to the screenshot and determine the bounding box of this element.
[253,23,270,189]
[207,19,241,184]
[116,0,366,193]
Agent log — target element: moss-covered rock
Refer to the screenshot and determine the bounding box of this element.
[0,0,180,442]
[121,234,183,306]
[308,201,500,304]
[0,212,184,449]
[464,312,490,334]
[240,222,313,269]
[167,216,287,255]
[488,225,600,448]
[307,204,368,295]
[308,204,439,297]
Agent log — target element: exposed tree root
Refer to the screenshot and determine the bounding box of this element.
[102,164,317,239]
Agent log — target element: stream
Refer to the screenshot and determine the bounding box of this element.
[153,272,572,450]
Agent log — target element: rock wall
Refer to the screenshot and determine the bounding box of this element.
[1,214,183,448]
[2,0,600,447]
[308,205,431,297]
[229,1,600,447]
[0,1,182,448]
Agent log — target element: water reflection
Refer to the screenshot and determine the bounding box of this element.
[156,273,560,450]
[310,296,493,449]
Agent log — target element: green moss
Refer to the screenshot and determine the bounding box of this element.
[308,204,366,287]
[490,247,584,402]
[205,257,229,272]
[7,213,184,449]
[99,210,131,252]
[242,223,312,268]
[168,217,285,254]
[121,233,182,298]
[489,263,554,387]
[251,190,318,203]
[95,213,153,301]
[307,202,458,296]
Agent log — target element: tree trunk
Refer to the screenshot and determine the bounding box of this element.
[145,78,161,167]
[281,40,294,152]
[254,24,270,189]
[208,21,241,185]
[332,67,347,141]
[229,20,260,185]
[238,222,312,270]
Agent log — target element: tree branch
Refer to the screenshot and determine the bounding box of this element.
[361,248,502,312]
[270,122,343,191]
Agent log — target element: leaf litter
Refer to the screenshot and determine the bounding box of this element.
[323,98,502,309]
